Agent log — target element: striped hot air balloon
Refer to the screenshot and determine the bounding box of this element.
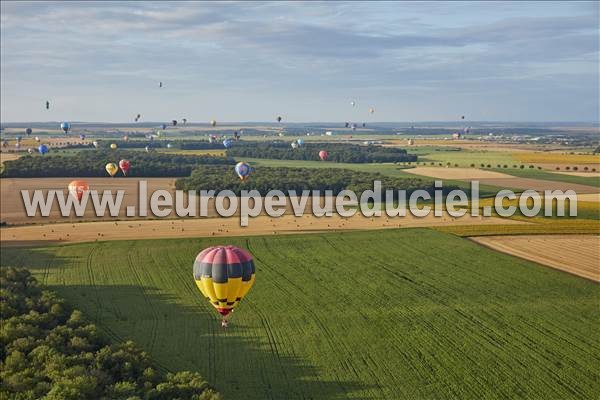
[193,246,256,321]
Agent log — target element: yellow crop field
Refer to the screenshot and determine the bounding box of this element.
[515,152,600,164]
[157,149,226,156]
[434,218,600,236]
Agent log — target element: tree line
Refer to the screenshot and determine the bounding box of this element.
[0,267,223,400]
[226,142,418,163]
[1,151,235,178]
[176,165,453,198]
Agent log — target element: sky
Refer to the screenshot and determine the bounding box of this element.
[1,1,598,123]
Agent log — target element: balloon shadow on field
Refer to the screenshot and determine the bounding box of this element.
[41,283,375,400]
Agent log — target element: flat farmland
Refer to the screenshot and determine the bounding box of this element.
[471,234,599,282]
[1,229,598,399]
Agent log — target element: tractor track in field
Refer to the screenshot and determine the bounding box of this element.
[128,244,160,353]
[85,244,104,323]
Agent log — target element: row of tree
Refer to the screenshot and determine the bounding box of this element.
[1,151,235,178]
[176,165,452,198]
[0,267,222,400]
[226,142,418,163]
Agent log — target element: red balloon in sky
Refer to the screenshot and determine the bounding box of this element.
[318,150,329,161]
[119,159,131,176]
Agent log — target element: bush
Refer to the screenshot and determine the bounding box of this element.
[573,166,578,171]
[520,165,525,169]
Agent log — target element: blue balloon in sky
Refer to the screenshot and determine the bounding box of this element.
[38,144,49,155]
[60,122,71,134]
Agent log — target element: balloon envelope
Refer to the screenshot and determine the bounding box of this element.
[38,144,49,155]
[119,159,131,176]
[68,180,89,201]
[26,128,32,135]
[110,143,117,149]
[105,163,119,177]
[297,139,304,146]
[60,122,71,134]
[193,245,256,317]
[35,136,40,142]
[235,162,251,180]
[223,139,232,148]
[210,120,217,127]
[319,150,329,161]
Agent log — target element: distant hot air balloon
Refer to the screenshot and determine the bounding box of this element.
[79,134,86,140]
[235,162,251,181]
[159,82,163,88]
[291,142,299,149]
[68,180,89,201]
[223,139,233,149]
[210,120,217,127]
[119,159,131,176]
[123,135,129,142]
[38,144,49,155]
[369,108,375,114]
[45,101,50,110]
[182,118,187,125]
[350,100,356,107]
[461,115,465,119]
[60,122,71,134]
[110,143,117,149]
[172,120,177,126]
[166,143,172,149]
[193,245,256,325]
[277,116,282,123]
[319,150,329,161]
[15,142,21,149]
[208,135,216,144]
[92,141,99,148]
[161,124,167,130]
[105,163,118,177]
[2,140,8,148]
[297,138,304,146]
[145,145,150,153]
[362,123,366,127]
[16,136,22,142]
[27,148,34,154]
[345,122,350,128]
[25,128,32,136]
[35,136,40,142]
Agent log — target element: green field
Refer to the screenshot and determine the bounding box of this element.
[493,168,600,188]
[2,229,598,399]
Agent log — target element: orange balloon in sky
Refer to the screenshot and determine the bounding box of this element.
[68,180,89,201]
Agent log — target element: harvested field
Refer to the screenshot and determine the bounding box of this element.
[553,171,600,178]
[0,153,21,164]
[0,212,527,246]
[471,235,600,282]
[402,166,513,179]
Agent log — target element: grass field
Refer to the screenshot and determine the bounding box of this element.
[2,229,598,399]
[494,168,600,188]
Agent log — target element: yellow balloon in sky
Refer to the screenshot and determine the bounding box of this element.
[110,143,117,149]
[105,163,119,177]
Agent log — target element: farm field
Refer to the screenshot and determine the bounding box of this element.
[470,234,600,282]
[1,229,598,399]
[0,212,526,246]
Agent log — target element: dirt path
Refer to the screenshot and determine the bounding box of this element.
[0,213,527,246]
[471,235,599,282]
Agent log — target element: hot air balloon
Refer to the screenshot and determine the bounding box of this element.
[208,135,216,144]
[123,135,129,142]
[16,136,22,142]
[319,150,329,161]
[45,101,50,110]
[35,136,40,142]
[159,82,163,88]
[166,143,172,149]
[79,134,86,140]
[145,145,150,153]
[223,139,233,149]
[291,142,299,149]
[2,140,8,148]
[210,120,217,127]
[119,159,131,176]
[297,138,304,146]
[105,163,118,177]
[27,148,34,154]
[182,118,187,125]
[38,144,49,155]
[369,108,375,114]
[92,141,99,148]
[235,162,251,181]
[461,115,465,119]
[60,122,71,134]
[26,128,32,136]
[161,124,167,130]
[110,143,117,150]
[172,120,177,126]
[350,100,356,107]
[15,142,21,149]
[68,180,89,201]
[277,116,282,123]
[193,245,256,325]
